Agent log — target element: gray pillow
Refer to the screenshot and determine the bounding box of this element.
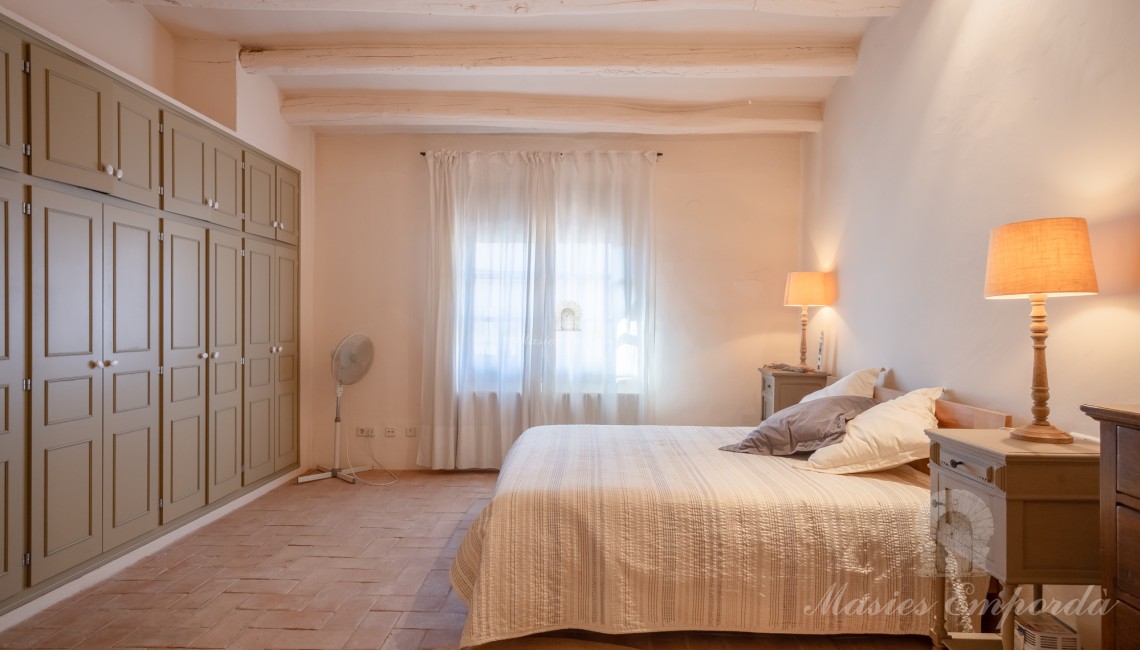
[720,395,878,456]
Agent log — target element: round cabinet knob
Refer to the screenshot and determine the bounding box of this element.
[273,221,280,228]
[211,351,220,359]
[198,352,210,359]
[206,198,214,208]
[106,359,119,367]
[105,164,115,176]
[92,360,105,369]
[116,168,124,180]
[213,201,220,211]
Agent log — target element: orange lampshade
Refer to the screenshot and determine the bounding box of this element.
[784,271,836,307]
[984,217,1098,299]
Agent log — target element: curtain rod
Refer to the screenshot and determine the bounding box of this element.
[419,151,663,157]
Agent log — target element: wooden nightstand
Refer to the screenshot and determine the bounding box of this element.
[926,428,1100,650]
[758,367,828,420]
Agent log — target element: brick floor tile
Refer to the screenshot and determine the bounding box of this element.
[264,629,352,649]
[249,610,332,630]
[112,626,208,648]
[320,595,375,630]
[226,579,300,594]
[236,593,314,611]
[378,628,425,650]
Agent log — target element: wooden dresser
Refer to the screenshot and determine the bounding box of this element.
[758,367,828,420]
[1081,404,1140,650]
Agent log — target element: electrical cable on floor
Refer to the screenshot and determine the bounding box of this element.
[339,390,399,486]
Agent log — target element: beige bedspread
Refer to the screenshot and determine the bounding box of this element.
[452,424,948,646]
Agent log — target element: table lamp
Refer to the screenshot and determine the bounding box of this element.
[784,271,835,370]
[984,217,1098,444]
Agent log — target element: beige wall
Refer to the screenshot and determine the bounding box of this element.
[805,0,1140,642]
[313,133,804,469]
[0,0,319,468]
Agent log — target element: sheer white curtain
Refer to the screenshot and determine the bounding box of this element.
[419,150,656,469]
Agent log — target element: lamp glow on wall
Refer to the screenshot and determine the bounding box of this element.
[984,217,1098,444]
[784,271,836,370]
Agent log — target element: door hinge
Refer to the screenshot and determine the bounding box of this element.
[22,378,30,391]
[158,366,164,375]
[159,123,165,133]
[22,552,30,566]
[158,232,165,241]
[241,249,247,257]
[21,144,30,157]
[241,162,246,170]
[240,357,246,366]
[21,202,30,215]
[240,212,246,220]
[21,60,29,74]
[158,498,164,509]
[158,186,165,196]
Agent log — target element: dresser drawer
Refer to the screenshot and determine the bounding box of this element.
[1115,598,1140,650]
[1118,426,1140,500]
[935,445,1000,489]
[1118,505,1140,601]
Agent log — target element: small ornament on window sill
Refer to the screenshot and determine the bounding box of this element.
[555,301,582,332]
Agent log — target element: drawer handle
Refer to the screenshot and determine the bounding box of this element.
[949,460,964,468]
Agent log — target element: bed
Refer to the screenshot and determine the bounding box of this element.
[451,387,1010,647]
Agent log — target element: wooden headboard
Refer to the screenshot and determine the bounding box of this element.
[873,386,1012,429]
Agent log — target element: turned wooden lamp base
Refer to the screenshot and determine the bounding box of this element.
[1010,422,1074,444]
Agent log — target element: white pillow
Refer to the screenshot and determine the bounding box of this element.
[804,386,943,474]
[799,367,883,403]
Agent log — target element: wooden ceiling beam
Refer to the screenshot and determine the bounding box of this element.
[279,91,822,134]
[240,44,857,78]
[112,0,901,18]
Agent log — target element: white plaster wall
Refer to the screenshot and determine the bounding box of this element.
[804,0,1140,644]
[0,0,175,94]
[313,133,804,469]
[804,0,1140,433]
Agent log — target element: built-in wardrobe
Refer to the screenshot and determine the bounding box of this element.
[0,17,302,610]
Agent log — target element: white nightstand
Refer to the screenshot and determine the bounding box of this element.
[926,428,1100,650]
[758,367,828,420]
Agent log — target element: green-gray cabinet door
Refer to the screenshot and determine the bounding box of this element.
[243,151,276,239]
[161,219,207,522]
[210,138,243,231]
[0,179,25,600]
[110,87,161,209]
[275,165,299,246]
[102,205,159,550]
[207,229,243,502]
[0,26,24,173]
[243,238,275,484]
[29,45,114,195]
[161,111,212,223]
[274,245,298,471]
[29,188,104,585]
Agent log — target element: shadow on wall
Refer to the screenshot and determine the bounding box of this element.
[1091,215,1140,296]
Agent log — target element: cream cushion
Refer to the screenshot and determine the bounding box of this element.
[799,367,883,403]
[804,386,943,474]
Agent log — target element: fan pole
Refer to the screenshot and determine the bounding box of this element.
[297,382,373,484]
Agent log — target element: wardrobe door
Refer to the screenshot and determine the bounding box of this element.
[102,205,159,550]
[161,220,207,522]
[28,45,114,194]
[207,229,243,502]
[110,86,161,209]
[243,151,276,239]
[161,112,213,222]
[275,166,299,246]
[243,238,275,484]
[209,137,243,230]
[29,188,104,585]
[273,245,298,471]
[0,26,24,173]
[0,179,25,600]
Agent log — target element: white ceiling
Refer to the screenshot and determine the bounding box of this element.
[136,2,884,133]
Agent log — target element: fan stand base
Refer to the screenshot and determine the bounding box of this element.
[297,464,374,484]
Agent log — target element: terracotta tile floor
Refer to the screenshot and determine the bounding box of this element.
[0,470,927,650]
